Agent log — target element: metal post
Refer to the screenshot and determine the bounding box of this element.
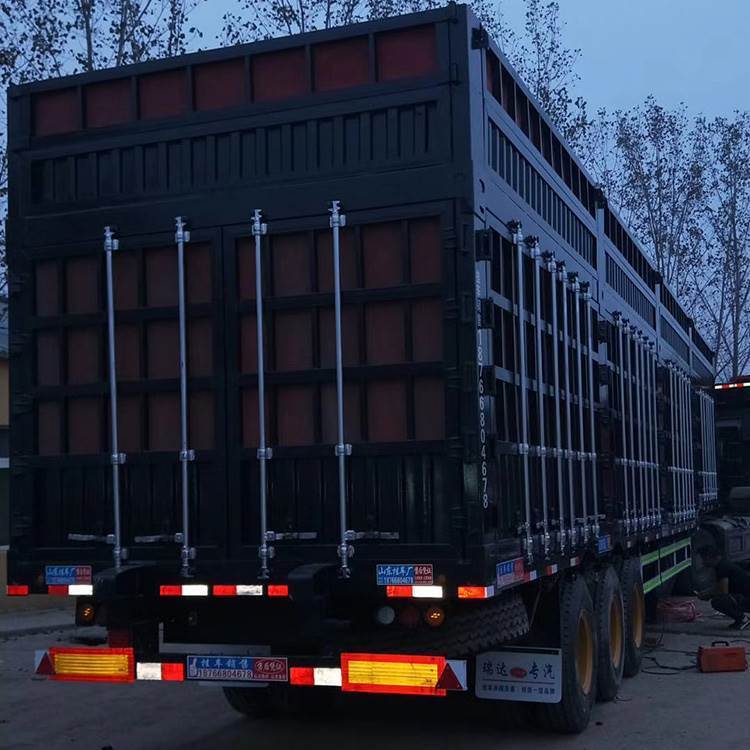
[649,343,661,525]
[582,283,599,535]
[104,226,125,569]
[252,210,272,578]
[634,333,646,526]
[545,253,565,553]
[686,374,695,518]
[624,325,637,529]
[330,200,353,576]
[668,364,678,520]
[571,275,588,542]
[175,216,195,577]
[616,315,630,532]
[558,262,576,548]
[530,239,549,556]
[513,225,533,562]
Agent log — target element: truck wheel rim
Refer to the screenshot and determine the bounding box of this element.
[632,585,645,649]
[576,611,594,695]
[610,595,623,667]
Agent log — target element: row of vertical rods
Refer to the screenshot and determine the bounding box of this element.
[699,391,717,503]
[668,364,695,521]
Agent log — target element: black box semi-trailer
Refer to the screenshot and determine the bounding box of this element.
[6,3,717,732]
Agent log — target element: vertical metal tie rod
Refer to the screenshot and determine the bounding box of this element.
[252,210,273,578]
[635,333,647,526]
[668,364,677,520]
[558,262,576,548]
[686,373,695,517]
[175,216,196,577]
[615,315,630,532]
[570,274,588,542]
[512,225,533,562]
[104,226,126,569]
[544,253,565,552]
[330,201,353,576]
[649,343,661,525]
[582,283,599,535]
[529,238,549,556]
[624,325,637,529]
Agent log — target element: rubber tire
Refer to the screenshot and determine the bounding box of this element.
[620,556,645,678]
[537,574,598,734]
[223,686,274,719]
[594,566,625,701]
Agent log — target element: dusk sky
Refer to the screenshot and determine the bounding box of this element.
[194,0,750,118]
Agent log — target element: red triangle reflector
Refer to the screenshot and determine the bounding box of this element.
[436,662,462,691]
[36,651,55,676]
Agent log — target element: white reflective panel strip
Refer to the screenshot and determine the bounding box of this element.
[137,662,163,681]
[68,584,93,596]
[313,667,342,687]
[182,584,209,597]
[411,585,444,599]
[236,585,263,596]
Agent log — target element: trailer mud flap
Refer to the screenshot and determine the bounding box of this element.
[475,647,562,703]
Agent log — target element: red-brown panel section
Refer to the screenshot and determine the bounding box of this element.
[317,227,358,292]
[252,47,308,102]
[145,247,177,307]
[411,299,443,362]
[190,392,214,449]
[194,58,246,111]
[115,324,141,381]
[113,251,139,310]
[85,78,132,128]
[241,388,271,448]
[189,318,213,376]
[376,25,438,82]
[118,395,142,452]
[237,238,256,300]
[321,383,361,443]
[139,69,188,120]
[365,302,405,364]
[313,37,370,92]
[409,217,442,283]
[66,256,100,314]
[68,398,102,454]
[67,328,100,384]
[147,321,178,379]
[277,385,314,446]
[38,401,62,456]
[319,306,359,367]
[363,222,403,288]
[36,262,60,316]
[275,310,312,371]
[272,233,310,296]
[148,393,179,451]
[36,331,61,386]
[367,380,407,442]
[187,243,213,304]
[33,88,78,136]
[414,377,444,440]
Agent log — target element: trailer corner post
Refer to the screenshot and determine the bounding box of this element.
[570,273,589,543]
[582,282,599,537]
[104,225,126,569]
[175,216,196,577]
[330,200,353,577]
[614,314,631,534]
[252,209,273,579]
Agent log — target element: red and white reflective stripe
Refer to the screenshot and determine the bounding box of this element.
[45,584,93,596]
[457,585,495,599]
[136,662,185,681]
[385,585,443,599]
[715,381,750,389]
[161,583,274,597]
[544,564,559,576]
[569,557,581,567]
[290,666,342,687]
[7,585,29,596]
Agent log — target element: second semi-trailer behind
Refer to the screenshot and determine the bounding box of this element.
[7,3,717,733]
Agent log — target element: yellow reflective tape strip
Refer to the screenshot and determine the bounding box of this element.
[641,550,659,566]
[661,558,692,583]
[659,538,691,559]
[53,653,131,677]
[346,660,439,688]
[643,575,661,594]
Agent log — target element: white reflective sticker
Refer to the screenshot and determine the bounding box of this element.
[137,663,162,681]
[236,585,263,596]
[313,667,342,687]
[182,584,209,597]
[475,648,562,703]
[68,584,93,596]
[411,585,443,599]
